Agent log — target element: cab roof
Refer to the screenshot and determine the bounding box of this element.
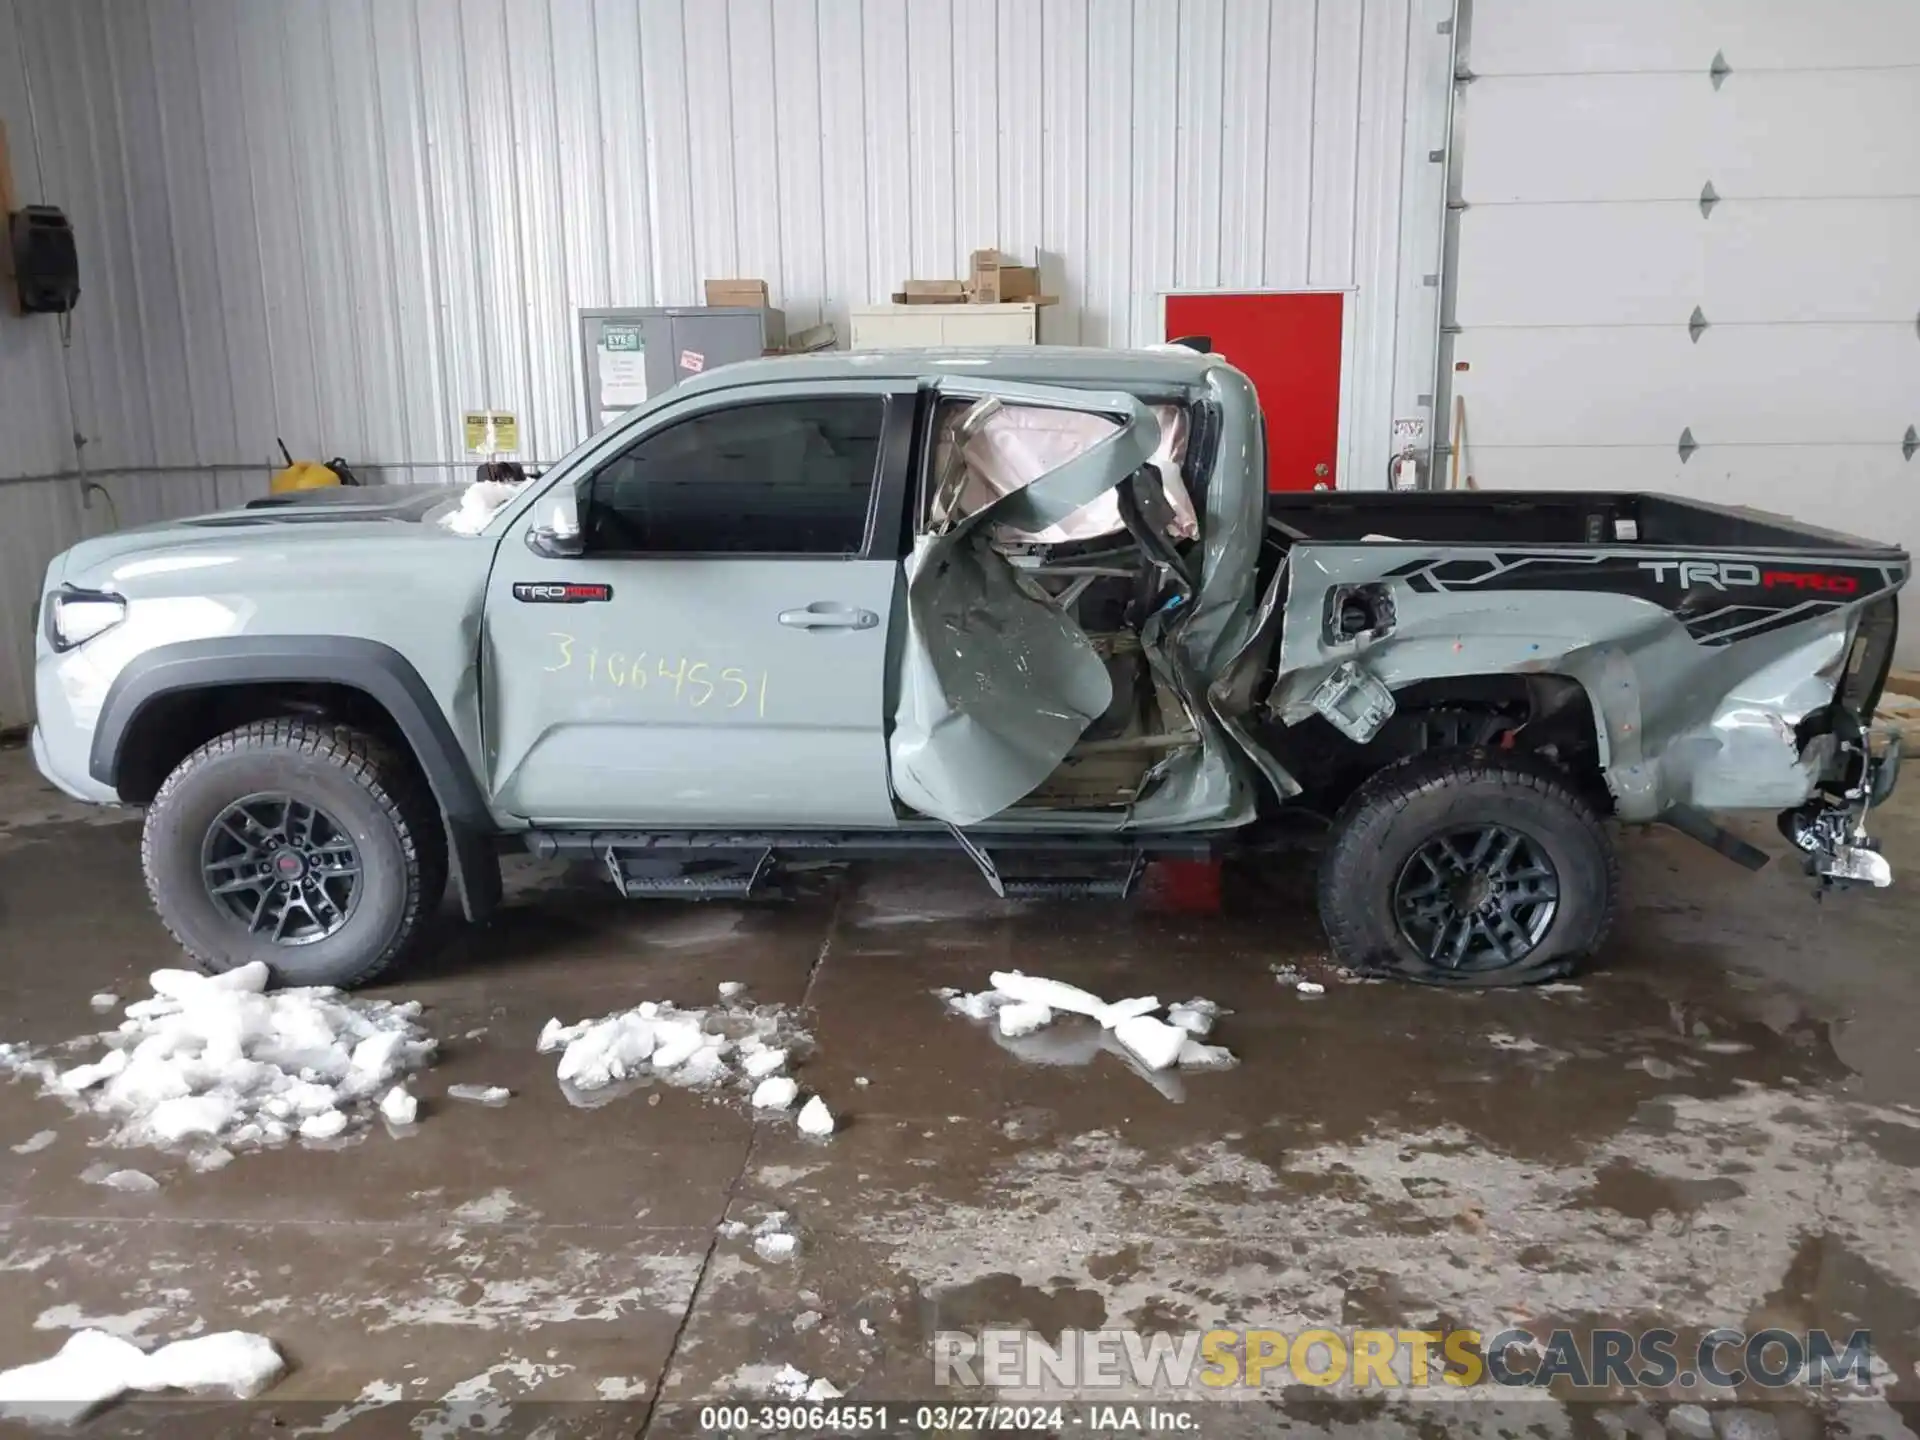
[671,345,1224,399]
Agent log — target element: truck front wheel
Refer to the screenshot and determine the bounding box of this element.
[1316,750,1617,986]
[141,719,446,989]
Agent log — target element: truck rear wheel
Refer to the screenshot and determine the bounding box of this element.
[141,719,446,989]
[1316,749,1616,987]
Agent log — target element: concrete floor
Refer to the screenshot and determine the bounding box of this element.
[2,740,1919,1437]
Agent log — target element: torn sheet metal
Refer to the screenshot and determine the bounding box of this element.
[890,385,1158,827]
[1123,366,1274,829]
[935,403,1198,545]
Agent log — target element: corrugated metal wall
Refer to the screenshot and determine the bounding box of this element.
[0,0,1452,728]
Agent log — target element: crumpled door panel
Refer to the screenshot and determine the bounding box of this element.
[890,384,1157,827]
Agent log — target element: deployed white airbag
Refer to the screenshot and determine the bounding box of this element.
[936,404,1197,545]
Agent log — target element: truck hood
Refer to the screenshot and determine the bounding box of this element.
[53,485,474,586]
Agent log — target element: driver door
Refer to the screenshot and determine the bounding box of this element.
[482,383,911,828]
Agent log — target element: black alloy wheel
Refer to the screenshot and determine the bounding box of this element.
[200,794,364,945]
[1391,823,1560,972]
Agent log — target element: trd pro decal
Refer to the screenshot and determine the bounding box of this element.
[512,581,613,604]
[1385,552,1905,648]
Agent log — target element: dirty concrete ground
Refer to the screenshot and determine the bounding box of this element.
[1,739,1918,1438]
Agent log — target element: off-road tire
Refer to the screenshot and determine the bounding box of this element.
[141,719,446,989]
[1317,748,1617,987]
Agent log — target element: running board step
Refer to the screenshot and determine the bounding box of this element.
[948,828,1150,901]
[602,847,774,899]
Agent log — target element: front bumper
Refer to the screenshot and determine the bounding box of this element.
[29,723,119,806]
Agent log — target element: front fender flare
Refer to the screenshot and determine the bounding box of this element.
[91,636,501,923]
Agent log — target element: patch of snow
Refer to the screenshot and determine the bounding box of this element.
[756,1364,844,1402]
[139,1331,283,1397]
[752,1077,799,1111]
[947,972,1239,1089]
[1484,1032,1545,1053]
[1166,999,1221,1037]
[1295,981,1326,996]
[1113,1015,1184,1072]
[767,1364,812,1399]
[718,1220,748,1239]
[1097,996,1162,1028]
[792,1310,821,1332]
[854,1076,870,1087]
[188,1146,234,1173]
[0,1328,282,1421]
[93,1168,159,1193]
[379,1086,418,1126]
[59,1048,129,1093]
[0,1329,144,1421]
[650,1020,706,1071]
[446,1084,510,1105]
[989,971,1160,1030]
[797,1096,835,1137]
[1176,1037,1236,1070]
[10,1130,55,1155]
[555,1011,657,1086]
[1666,1404,1714,1440]
[89,994,118,1013]
[299,1109,349,1140]
[543,997,810,1109]
[718,981,746,1000]
[675,1043,731,1088]
[758,1364,840,1402]
[595,1376,647,1400]
[451,1188,523,1224]
[149,1094,240,1141]
[24,966,434,1157]
[743,1046,788,1078]
[997,1001,1054,1038]
[754,1232,798,1262]
[942,988,1006,1020]
[859,1318,876,1337]
[536,1017,588,1054]
[437,479,525,537]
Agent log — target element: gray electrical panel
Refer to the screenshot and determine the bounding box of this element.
[579,306,787,433]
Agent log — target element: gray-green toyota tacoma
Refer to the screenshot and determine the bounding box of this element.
[30,347,1909,989]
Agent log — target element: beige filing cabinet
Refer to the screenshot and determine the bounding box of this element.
[848,302,1039,350]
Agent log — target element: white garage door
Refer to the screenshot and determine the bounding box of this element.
[1445,0,1920,663]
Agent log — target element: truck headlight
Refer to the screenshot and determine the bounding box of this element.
[46,588,127,651]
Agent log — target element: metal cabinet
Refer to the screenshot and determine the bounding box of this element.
[579,306,788,432]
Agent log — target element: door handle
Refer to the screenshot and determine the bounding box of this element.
[778,603,878,631]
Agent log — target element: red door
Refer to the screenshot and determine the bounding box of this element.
[1164,291,1344,492]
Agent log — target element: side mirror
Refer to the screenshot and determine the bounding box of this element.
[526,489,584,559]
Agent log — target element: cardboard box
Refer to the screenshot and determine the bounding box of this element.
[890,282,972,304]
[967,249,1041,304]
[703,277,769,308]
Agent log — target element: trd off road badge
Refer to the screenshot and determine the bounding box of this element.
[511,582,613,604]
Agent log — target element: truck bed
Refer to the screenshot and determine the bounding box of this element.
[1265,490,1907,558]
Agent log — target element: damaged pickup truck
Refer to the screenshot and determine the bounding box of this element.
[31,347,1908,989]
